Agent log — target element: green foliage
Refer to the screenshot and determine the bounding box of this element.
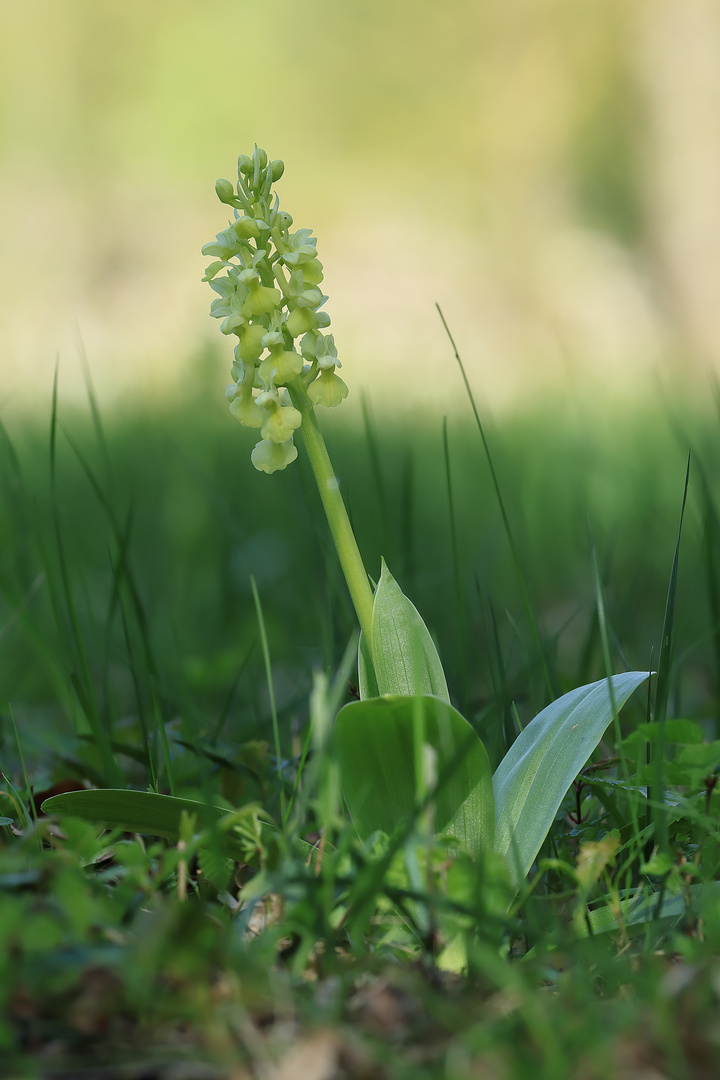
[2,395,720,1073]
[40,788,313,866]
[335,694,494,858]
[494,672,649,887]
[359,559,450,702]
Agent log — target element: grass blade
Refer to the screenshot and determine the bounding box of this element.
[651,452,691,854]
[436,304,554,702]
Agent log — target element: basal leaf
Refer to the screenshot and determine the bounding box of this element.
[335,694,494,858]
[369,560,450,702]
[493,672,649,887]
[41,788,313,865]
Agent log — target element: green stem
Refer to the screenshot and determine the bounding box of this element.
[291,390,374,647]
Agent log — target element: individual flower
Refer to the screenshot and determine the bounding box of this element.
[251,438,298,474]
[229,390,265,428]
[308,369,348,408]
[238,268,282,318]
[227,365,265,427]
[235,323,266,363]
[298,257,324,285]
[208,274,248,335]
[256,390,302,443]
[257,331,303,386]
[284,307,318,338]
[275,226,319,267]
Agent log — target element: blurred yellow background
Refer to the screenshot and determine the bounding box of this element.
[2,0,720,417]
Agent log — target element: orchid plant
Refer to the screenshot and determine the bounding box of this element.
[44,148,650,925]
[198,146,649,889]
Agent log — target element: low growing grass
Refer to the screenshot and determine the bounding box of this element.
[1,378,720,1078]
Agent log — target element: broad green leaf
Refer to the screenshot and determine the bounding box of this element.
[358,630,379,699]
[493,672,649,887]
[335,695,494,858]
[368,560,450,702]
[581,882,718,937]
[41,789,313,865]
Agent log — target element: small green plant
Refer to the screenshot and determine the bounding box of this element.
[44,147,650,907]
[202,146,650,888]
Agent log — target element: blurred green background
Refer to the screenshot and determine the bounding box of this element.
[4,10,720,1069]
[3,0,720,416]
[3,0,720,782]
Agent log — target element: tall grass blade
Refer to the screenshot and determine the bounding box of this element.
[75,327,113,483]
[697,465,720,735]
[487,594,515,756]
[399,449,416,585]
[443,417,467,706]
[651,453,691,854]
[360,392,387,524]
[48,365,120,785]
[590,530,640,838]
[64,432,160,684]
[250,575,285,820]
[8,705,36,825]
[436,304,554,702]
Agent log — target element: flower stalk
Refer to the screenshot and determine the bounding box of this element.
[290,386,374,646]
[203,146,372,643]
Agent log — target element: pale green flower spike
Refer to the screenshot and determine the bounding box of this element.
[203,145,346,476]
[204,148,375,647]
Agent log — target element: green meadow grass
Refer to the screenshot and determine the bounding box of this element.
[2,383,720,1077]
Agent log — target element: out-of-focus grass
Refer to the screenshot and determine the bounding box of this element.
[1,379,716,777]
[2,385,720,1076]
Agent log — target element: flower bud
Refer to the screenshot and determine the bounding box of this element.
[231,216,260,240]
[270,159,285,182]
[295,286,324,309]
[238,154,253,176]
[215,178,236,204]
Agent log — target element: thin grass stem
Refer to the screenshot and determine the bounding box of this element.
[251,575,285,820]
[436,304,554,701]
